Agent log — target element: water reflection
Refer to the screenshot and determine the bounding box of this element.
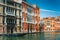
[44,32,60,40]
[27,33,40,40]
[0,32,60,40]
[40,32,45,40]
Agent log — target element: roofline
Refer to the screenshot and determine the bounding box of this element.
[22,1,39,9]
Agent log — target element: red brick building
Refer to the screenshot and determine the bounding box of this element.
[22,1,40,32]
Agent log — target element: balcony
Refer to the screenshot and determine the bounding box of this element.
[26,20,34,24]
[26,19,34,24]
[26,7,34,16]
[26,12,34,16]
[0,3,22,10]
[6,12,15,16]
[8,0,22,3]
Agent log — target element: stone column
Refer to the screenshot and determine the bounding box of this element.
[4,16,7,34]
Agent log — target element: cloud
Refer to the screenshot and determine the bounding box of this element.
[40,9,60,18]
[40,9,60,13]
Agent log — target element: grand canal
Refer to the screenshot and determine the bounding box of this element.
[0,32,60,40]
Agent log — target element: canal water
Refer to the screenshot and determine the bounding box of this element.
[0,32,60,40]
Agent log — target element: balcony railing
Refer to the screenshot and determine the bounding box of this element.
[0,3,22,10]
[6,12,15,16]
[8,0,22,3]
[26,11,34,16]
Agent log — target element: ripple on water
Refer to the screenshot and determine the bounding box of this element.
[0,32,60,40]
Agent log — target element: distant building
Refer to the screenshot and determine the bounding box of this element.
[41,17,55,31]
[41,16,60,32]
[55,16,60,31]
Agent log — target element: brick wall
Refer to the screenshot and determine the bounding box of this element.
[22,2,40,32]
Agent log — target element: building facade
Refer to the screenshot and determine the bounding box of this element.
[41,16,60,32]
[55,16,60,31]
[0,0,40,34]
[22,1,40,32]
[0,0,22,34]
[41,17,55,31]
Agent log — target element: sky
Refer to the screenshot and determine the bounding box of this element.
[26,0,60,18]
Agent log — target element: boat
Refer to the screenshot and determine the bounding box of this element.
[5,33,26,36]
[0,33,26,36]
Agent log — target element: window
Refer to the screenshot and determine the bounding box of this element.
[15,4,22,8]
[46,20,51,22]
[45,20,51,23]
[6,7,14,14]
[0,0,3,3]
[7,17,15,24]
[7,2,14,6]
[0,6,3,13]
[19,18,21,25]
[26,14,33,22]
[3,16,5,25]
[19,10,21,16]
[47,23,50,26]
[55,19,60,21]
[27,6,32,13]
